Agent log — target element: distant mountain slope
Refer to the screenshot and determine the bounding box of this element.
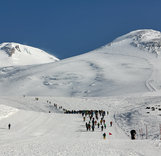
[0,29,161,96]
[112,29,161,56]
[0,42,59,67]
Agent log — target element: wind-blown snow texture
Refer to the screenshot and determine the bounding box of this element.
[1,29,161,96]
[0,42,59,67]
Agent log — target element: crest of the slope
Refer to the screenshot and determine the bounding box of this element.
[111,29,161,55]
[0,42,59,67]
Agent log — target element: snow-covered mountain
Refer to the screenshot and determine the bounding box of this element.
[1,29,161,96]
[0,42,59,67]
[1,30,161,156]
[112,29,161,56]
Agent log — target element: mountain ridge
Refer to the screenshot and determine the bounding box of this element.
[111,29,161,56]
[0,42,59,67]
[0,29,161,96]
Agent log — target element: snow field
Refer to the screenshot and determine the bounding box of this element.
[0,104,18,120]
[1,29,161,155]
[0,96,161,155]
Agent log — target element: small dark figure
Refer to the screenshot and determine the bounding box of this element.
[100,119,103,125]
[92,119,95,126]
[98,122,100,128]
[86,122,88,131]
[130,130,136,140]
[101,125,104,131]
[104,123,106,129]
[96,114,98,120]
[110,121,113,127]
[8,123,11,130]
[103,133,106,139]
[92,125,95,131]
[88,123,91,131]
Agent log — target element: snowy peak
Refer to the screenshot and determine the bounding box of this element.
[0,43,21,57]
[112,29,161,55]
[0,42,59,67]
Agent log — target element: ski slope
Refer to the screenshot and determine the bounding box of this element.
[0,96,161,156]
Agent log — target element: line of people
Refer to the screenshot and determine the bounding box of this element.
[82,110,112,139]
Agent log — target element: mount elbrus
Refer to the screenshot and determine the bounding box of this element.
[0,29,161,96]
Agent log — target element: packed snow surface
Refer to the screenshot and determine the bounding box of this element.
[0,104,18,120]
[0,96,161,156]
[0,42,59,67]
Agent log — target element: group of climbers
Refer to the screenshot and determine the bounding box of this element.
[82,109,113,139]
[81,109,136,140]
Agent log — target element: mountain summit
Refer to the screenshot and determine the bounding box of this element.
[1,29,161,96]
[112,29,161,56]
[0,42,59,67]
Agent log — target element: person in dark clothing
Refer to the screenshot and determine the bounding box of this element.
[100,119,103,125]
[101,125,103,131]
[96,114,98,120]
[130,130,136,140]
[104,123,106,129]
[88,123,91,131]
[110,121,113,127]
[8,123,11,130]
[92,119,95,126]
[103,133,106,139]
[92,125,95,131]
[98,122,100,128]
[86,122,88,131]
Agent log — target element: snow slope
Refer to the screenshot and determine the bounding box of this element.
[0,42,59,67]
[0,96,161,156]
[0,30,161,96]
[1,30,161,155]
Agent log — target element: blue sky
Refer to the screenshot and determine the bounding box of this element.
[0,0,161,59]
